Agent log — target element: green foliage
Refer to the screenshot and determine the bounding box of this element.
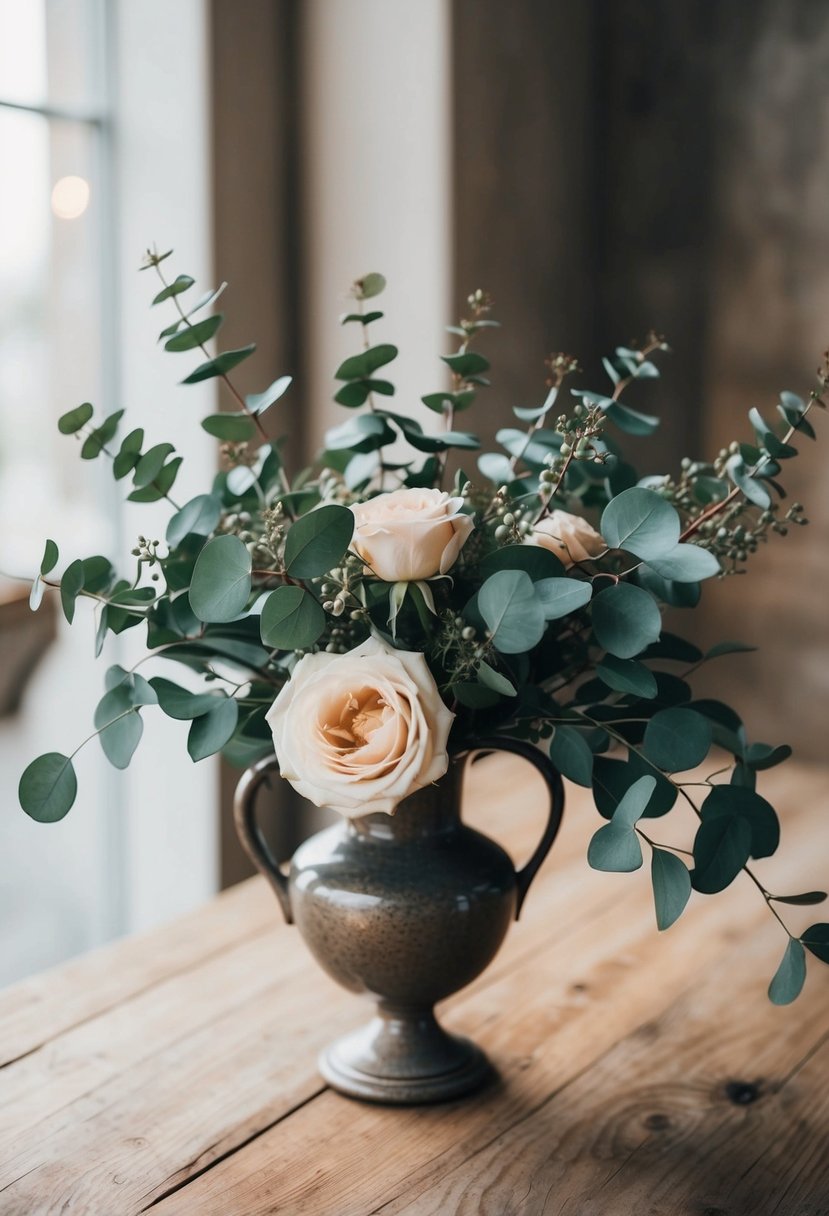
[692,814,752,894]
[550,725,594,787]
[643,708,713,772]
[479,570,545,654]
[587,776,655,872]
[601,487,680,559]
[591,583,661,659]
[246,375,292,415]
[19,753,78,822]
[183,345,256,384]
[58,402,93,434]
[189,535,252,623]
[651,847,692,930]
[166,495,222,547]
[164,314,223,352]
[768,938,806,1005]
[187,697,239,761]
[260,585,325,649]
[284,504,354,578]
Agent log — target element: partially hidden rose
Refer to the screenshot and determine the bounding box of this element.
[530,509,605,568]
[266,636,454,818]
[349,487,474,582]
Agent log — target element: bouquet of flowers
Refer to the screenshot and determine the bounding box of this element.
[17,248,829,1005]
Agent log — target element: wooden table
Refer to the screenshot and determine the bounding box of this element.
[2,755,829,1215]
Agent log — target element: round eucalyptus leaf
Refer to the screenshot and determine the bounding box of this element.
[284,505,354,578]
[58,402,93,434]
[768,938,806,1006]
[150,677,225,720]
[549,725,594,787]
[189,535,252,623]
[260,585,326,650]
[534,577,592,620]
[651,847,692,930]
[700,785,779,860]
[93,686,144,769]
[643,708,713,772]
[600,487,680,559]
[40,538,59,576]
[692,815,752,894]
[596,655,657,699]
[591,583,661,659]
[478,569,545,654]
[479,545,565,582]
[166,495,222,548]
[201,414,255,442]
[644,544,721,582]
[19,752,78,822]
[187,697,239,762]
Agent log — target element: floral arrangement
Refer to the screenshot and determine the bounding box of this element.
[17,249,829,1005]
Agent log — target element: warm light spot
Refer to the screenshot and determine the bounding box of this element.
[51,175,90,220]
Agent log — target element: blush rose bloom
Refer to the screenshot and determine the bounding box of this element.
[349,487,474,582]
[530,509,605,568]
[266,636,454,818]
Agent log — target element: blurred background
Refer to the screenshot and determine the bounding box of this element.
[1,0,827,986]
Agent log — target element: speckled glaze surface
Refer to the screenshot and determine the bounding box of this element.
[234,739,564,1104]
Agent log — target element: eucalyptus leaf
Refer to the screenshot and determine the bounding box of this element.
[149,677,225,720]
[643,708,713,772]
[189,534,252,623]
[183,345,256,384]
[335,344,398,381]
[645,544,721,582]
[58,402,93,434]
[60,559,85,625]
[152,273,194,304]
[549,725,594,787]
[284,505,354,578]
[477,662,517,697]
[187,697,239,762]
[597,655,657,699]
[246,375,292,415]
[164,314,223,353]
[600,487,680,559]
[19,752,78,822]
[651,847,692,930]
[534,577,592,619]
[700,785,779,860]
[478,569,545,654]
[801,923,829,964]
[768,938,806,1006]
[94,686,143,769]
[133,443,176,489]
[770,892,827,907]
[692,814,751,894]
[260,585,326,650]
[201,414,255,442]
[591,583,661,659]
[166,494,222,547]
[40,538,59,576]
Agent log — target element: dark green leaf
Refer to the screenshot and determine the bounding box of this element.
[770,892,827,907]
[60,559,84,624]
[550,725,594,787]
[149,677,225,720]
[164,314,223,352]
[284,504,354,578]
[113,428,144,479]
[692,814,751,894]
[188,697,239,762]
[441,351,490,378]
[600,487,680,559]
[801,923,829,964]
[643,708,713,772]
[479,544,565,582]
[80,410,124,459]
[80,556,114,594]
[260,585,326,649]
[476,661,517,697]
[201,414,255,442]
[166,494,222,547]
[152,273,194,304]
[341,310,384,326]
[744,742,792,771]
[603,400,660,435]
[19,752,77,822]
[133,443,176,489]
[768,938,806,1006]
[591,583,661,659]
[127,457,183,503]
[453,681,501,709]
[189,534,252,623]
[705,641,757,659]
[246,375,292,415]
[651,847,692,930]
[597,655,657,699]
[479,569,545,654]
[701,785,779,860]
[40,539,59,576]
[335,343,398,381]
[58,402,93,434]
[182,344,256,384]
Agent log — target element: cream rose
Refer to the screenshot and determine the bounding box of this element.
[530,509,605,568]
[266,636,454,818]
[349,487,474,582]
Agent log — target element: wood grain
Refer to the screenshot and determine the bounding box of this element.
[1,758,827,1216]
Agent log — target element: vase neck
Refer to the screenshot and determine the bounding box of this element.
[348,756,464,842]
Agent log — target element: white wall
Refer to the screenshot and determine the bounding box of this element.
[303,0,452,448]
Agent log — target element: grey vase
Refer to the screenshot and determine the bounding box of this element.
[234,738,564,1105]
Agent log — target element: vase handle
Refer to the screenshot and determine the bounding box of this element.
[233,755,294,924]
[468,737,565,920]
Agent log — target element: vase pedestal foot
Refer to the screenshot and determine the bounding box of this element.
[319,1005,492,1105]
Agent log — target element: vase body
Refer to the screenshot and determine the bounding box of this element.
[234,740,564,1104]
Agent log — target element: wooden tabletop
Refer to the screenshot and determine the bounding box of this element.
[2,755,829,1215]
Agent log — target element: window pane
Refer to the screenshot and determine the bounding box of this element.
[0,106,105,570]
[0,0,104,113]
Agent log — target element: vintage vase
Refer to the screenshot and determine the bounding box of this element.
[234,738,564,1104]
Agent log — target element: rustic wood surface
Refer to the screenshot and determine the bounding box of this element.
[1,754,828,1215]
